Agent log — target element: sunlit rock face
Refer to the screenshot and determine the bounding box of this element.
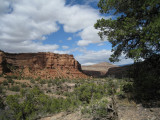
[0,51,87,79]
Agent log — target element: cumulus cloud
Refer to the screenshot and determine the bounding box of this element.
[0,0,103,53]
[62,45,69,49]
[97,43,105,46]
[67,37,72,40]
[77,26,107,46]
[75,49,133,66]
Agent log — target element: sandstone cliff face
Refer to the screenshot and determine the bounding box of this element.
[0,51,87,79]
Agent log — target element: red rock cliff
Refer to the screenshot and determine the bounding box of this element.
[0,51,87,79]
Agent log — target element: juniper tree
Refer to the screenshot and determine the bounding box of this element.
[95,0,160,62]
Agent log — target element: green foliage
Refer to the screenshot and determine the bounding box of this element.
[20,89,26,97]
[39,79,46,84]
[95,0,160,62]
[7,78,14,84]
[35,77,41,81]
[21,83,27,88]
[75,82,106,103]
[51,78,64,86]
[81,98,109,119]
[30,79,35,84]
[6,75,17,79]
[132,55,160,101]
[0,96,5,109]
[4,86,78,120]
[0,85,3,94]
[2,80,8,86]
[122,82,133,93]
[92,99,109,119]
[9,85,20,92]
[106,79,118,95]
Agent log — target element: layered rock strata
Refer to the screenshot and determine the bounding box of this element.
[0,51,87,79]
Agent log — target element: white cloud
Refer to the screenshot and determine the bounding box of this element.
[62,45,69,49]
[0,0,103,53]
[67,37,72,40]
[77,26,108,46]
[75,49,133,66]
[97,43,105,46]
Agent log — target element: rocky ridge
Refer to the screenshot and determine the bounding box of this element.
[82,62,118,77]
[0,51,87,79]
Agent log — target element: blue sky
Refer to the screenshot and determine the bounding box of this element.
[0,0,133,65]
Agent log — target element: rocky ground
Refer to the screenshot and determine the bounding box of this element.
[40,98,160,120]
[117,99,160,120]
[40,111,92,120]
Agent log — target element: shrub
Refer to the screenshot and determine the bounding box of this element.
[21,83,27,88]
[2,80,8,86]
[7,78,14,84]
[30,79,35,84]
[35,77,41,81]
[0,96,5,109]
[9,85,20,92]
[0,86,3,94]
[40,80,46,84]
[106,79,117,96]
[81,106,91,115]
[122,82,133,93]
[92,99,109,119]
[6,75,18,80]
[75,82,106,103]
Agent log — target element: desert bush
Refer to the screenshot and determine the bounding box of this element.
[5,86,78,120]
[47,83,51,87]
[106,79,118,96]
[20,89,26,97]
[81,106,91,115]
[30,78,35,84]
[2,80,8,86]
[9,85,20,92]
[5,75,17,79]
[81,98,109,119]
[92,99,109,119]
[35,77,41,81]
[0,96,5,109]
[40,79,46,84]
[122,82,133,93]
[21,83,27,88]
[7,78,14,85]
[0,86,3,94]
[75,82,106,104]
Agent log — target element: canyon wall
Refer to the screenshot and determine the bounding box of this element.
[0,51,87,79]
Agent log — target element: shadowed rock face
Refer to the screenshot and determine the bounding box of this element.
[82,62,118,77]
[106,65,133,78]
[0,51,87,79]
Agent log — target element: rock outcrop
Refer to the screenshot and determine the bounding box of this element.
[82,62,118,77]
[106,65,133,78]
[0,51,87,79]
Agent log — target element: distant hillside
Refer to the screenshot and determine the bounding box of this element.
[82,62,118,77]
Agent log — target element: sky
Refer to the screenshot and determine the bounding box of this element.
[0,0,133,66]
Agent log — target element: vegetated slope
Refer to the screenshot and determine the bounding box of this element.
[82,62,118,77]
[0,74,160,120]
